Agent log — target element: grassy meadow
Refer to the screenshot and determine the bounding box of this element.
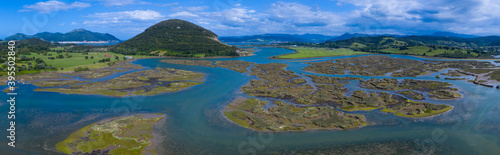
[381,46,478,57]
[277,47,370,59]
[19,52,150,71]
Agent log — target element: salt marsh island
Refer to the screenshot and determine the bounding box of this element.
[304,55,495,77]
[35,67,204,96]
[225,98,369,131]
[161,59,254,73]
[55,114,165,155]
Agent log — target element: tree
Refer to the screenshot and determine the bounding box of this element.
[85,56,89,59]
[20,55,27,61]
[35,58,45,63]
[90,56,94,59]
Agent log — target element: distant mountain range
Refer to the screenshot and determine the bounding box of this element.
[4,29,121,42]
[219,31,486,43]
[328,33,403,41]
[219,34,335,43]
[426,31,479,38]
[320,35,500,48]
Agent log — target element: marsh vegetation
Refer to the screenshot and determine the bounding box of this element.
[56,114,165,155]
[225,98,368,131]
[304,55,495,77]
[36,67,204,96]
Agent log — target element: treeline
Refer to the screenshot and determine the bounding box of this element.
[280,36,497,58]
[112,35,238,57]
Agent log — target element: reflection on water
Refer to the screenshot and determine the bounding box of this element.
[0,47,499,154]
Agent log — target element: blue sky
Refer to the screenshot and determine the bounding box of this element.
[2,0,500,40]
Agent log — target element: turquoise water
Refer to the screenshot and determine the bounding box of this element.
[1,47,499,154]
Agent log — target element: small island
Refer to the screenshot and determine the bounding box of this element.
[274,47,369,59]
[303,55,495,77]
[161,59,254,73]
[35,67,204,96]
[56,114,165,155]
[359,78,462,100]
[237,63,453,119]
[225,98,369,131]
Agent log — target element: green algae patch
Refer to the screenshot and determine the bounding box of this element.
[381,101,452,118]
[340,106,378,112]
[56,114,165,155]
[35,67,205,97]
[359,78,461,100]
[224,98,369,131]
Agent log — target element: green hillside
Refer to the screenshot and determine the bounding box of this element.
[112,19,238,57]
[281,35,498,58]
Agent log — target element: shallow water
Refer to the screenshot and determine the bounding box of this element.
[1,47,499,154]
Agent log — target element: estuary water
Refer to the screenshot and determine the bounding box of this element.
[1,47,500,154]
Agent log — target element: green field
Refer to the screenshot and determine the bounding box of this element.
[381,46,478,57]
[20,52,150,71]
[277,47,369,59]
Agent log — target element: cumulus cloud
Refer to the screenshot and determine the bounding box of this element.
[173,6,210,12]
[339,0,500,34]
[162,3,179,7]
[168,11,199,18]
[268,1,342,27]
[88,10,163,20]
[203,8,261,27]
[165,2,346,36]
[84,10,163,26]
[21,0,91,13]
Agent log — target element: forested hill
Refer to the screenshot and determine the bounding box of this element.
[281,35,500,58]
[4,29,120,42]
[313,35,500,48]
[112,19,238,57]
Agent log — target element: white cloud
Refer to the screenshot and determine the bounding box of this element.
[202,8,262,27]
[97,0,150,7]
[198,22,210,25]
[83,19,131,25]
[84,10,163,26]
[173,6,209,12]
[268,1,342,27]
[339,0,500,35]
[22,0,91,13]
[162,3,179,7]
[169,11,199,18]
[88,10,164,21]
